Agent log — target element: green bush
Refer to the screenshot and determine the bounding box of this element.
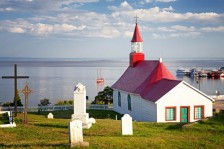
[55,99,73,105]
[0,113,10,124]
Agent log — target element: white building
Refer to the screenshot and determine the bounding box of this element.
[112,21,214,123]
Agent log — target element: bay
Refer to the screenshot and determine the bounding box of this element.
[0,58,223,106]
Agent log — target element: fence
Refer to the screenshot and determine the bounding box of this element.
[0,104,113,112]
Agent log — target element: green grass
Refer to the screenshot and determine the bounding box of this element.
[0,110,224,148]
[0,113,10,124]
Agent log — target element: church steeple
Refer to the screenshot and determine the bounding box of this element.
[130,16,145,67]
[131,23,143,42]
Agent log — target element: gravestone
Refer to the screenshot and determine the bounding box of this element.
[71,83,95,129]
[47,113,53,119]
[121,114,133,135]
[68,120,89,148]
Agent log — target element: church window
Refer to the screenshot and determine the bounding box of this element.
[118,91,121,107]
[165,107,176,121]
[194,106,204,119]
[127,94,132,111]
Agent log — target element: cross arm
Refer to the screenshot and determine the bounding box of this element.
[2,76,29,79]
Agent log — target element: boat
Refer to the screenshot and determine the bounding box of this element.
[96,69,104,83]
[207,71,221,79]
[176,67,190,75]
[220,73,224,77]
[220,67,224,71]
[96,78,104,83]
[190,68,199,77]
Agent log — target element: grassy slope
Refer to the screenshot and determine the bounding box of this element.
[0,110,224,149]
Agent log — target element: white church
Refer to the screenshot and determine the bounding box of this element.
[112,21,214,123]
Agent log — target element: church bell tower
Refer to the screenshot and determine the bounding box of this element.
[130,17,144,67]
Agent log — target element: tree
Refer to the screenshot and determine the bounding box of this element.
[55,99,73,105]
[92,86,113,104]
[38,98,51,106]
[2,90,23,107]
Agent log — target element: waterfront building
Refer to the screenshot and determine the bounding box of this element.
[112,21,214,122]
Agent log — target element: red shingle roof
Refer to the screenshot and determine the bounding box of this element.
[131,23,143,42]
[112,60,181,102]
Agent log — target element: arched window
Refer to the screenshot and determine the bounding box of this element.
[127,94,132,111]
[118,91,121,107]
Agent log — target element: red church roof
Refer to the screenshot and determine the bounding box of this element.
[131,23,143,42]
[112,60,181,102]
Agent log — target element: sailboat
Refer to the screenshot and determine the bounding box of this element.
[96,68,104,83]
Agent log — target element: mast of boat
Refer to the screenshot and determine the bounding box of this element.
[96,68,104,83]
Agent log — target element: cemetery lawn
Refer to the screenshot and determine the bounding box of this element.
[0,110,224,149]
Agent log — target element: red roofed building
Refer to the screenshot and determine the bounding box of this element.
[112,21,214,122]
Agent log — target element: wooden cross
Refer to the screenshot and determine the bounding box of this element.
[20,82,33,124]
[2,64,29,117]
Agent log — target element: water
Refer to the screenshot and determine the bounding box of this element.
[0,58,223,106]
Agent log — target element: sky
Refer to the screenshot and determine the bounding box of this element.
[0,0,224,60]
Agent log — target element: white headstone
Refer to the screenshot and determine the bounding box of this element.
[121,114,133,135]
[68,120,89,147]
[47,113,53,119]
[69,120,83,144]
[73,83,86,115]
[72,83,95,129]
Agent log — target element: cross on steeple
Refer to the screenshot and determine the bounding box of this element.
[134,15,139,24]
[2,64,29,117]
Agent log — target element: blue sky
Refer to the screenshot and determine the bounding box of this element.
[0,0,224,59]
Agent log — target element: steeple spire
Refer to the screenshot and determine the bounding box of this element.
[131,16,143,42]
[130,16,144,67]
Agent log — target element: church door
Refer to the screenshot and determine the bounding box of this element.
[180,107,189,122]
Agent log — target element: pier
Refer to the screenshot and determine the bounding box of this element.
[176,67,224,78]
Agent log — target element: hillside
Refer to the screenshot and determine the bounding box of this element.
[0,110,224,148]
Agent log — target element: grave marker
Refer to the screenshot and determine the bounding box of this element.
[47,113,53,119]
[68,120,89,148]
[20,82,33,124]
[121,114,133,135]
[71,83,95,129]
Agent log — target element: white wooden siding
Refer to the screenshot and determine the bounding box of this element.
[113,89,157,121]
[156,81,213,122]
[113,81,213,123]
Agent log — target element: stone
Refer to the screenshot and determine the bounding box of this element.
[68,120,89,148]
[47,113,53,119]
[89,118,96,124]
[72,83,95,129]
[0,111,16,128]
[121,114,133,135]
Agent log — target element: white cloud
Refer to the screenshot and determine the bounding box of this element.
[139,0,153,5]
[108,1,133,11]
[152,33,166,39]
[0,1,223,40]
[156,0,176,2]
[162,6,174,12]
[201,26,224,32]
[9,27,25,33]
[0,7,15,12]
[0,0,99,13]
[171,25,195,32]
[158,27,175,32]
[170,32,201,38]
